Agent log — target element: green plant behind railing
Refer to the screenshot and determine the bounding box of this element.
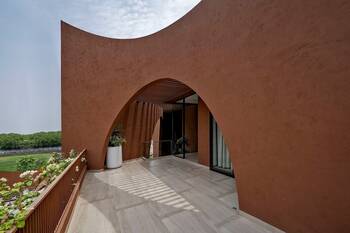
[16,157,46,173]
[0,172,39,231]
[0,149,84,232]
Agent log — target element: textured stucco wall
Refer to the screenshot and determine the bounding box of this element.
[197,98,210,166]
[61,0,350,232]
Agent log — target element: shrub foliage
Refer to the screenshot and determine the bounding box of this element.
[16,157,46,172]
[0,149,84,232]
[0,131,61,150]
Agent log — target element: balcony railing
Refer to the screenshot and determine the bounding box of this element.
[10,149,87,233]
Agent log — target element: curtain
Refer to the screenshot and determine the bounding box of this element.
[212,118,231,171]
[213,120,217,166]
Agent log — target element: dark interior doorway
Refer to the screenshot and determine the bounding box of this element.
[158,101,198,158]
[159,110,182,156]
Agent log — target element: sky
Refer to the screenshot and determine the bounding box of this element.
[0,0,200,134]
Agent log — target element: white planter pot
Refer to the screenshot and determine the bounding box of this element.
[107,146,122,169]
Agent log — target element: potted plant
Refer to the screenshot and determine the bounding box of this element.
[106,125,126,169]
[176,136,188,154]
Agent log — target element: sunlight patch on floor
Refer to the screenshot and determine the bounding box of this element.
[107,162,199,212]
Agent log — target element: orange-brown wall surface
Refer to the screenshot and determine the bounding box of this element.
[61,0,350,232]
[113,101,162,161]
[197,98,210,166]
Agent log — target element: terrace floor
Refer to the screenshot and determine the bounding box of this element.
[67,156,276,233]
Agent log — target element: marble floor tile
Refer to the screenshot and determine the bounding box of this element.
[68,156,278,233]
[219,216,274,233]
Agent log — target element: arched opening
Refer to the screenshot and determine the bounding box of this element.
[104,78,239,209]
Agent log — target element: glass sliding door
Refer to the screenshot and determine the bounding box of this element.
[210,115,234,177]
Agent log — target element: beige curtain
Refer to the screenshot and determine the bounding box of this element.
[212,118,231,170]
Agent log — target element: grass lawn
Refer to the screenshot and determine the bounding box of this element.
[0,153,51,172]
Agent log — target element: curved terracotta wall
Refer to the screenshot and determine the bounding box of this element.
[61,0,350,232]
[197,98,210,166]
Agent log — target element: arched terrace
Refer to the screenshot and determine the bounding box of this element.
[61,0,350,232]
[67,79,264,233]
[102,78,234,173]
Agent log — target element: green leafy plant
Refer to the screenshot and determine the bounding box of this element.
[69,149,77,158]
[108,125,126,147]
[176,137,188,153]
[0,171,39,232]
[0,149,81,231]
[176,137,188,146]
[16,157,46,172]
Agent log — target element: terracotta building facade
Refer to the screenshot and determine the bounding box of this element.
[61,0,350,232]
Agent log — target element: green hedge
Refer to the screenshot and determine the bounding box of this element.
[0,131,61,150]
